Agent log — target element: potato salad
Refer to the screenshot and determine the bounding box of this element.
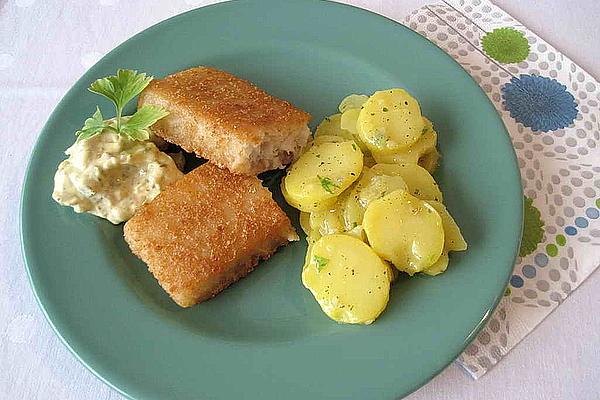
[282,88,467,324]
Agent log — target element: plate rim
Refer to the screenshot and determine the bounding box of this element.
[20,1,523,399]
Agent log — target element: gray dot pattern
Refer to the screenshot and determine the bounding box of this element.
[406,0,600,378]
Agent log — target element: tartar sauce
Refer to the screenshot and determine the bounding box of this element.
[52,131,183,224]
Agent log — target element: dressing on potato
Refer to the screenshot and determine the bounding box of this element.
[357,89,425,153]
[314,114,355,142]
[370,163,443,202]
[302,234,390,324]
[342,169,409,230]
[339,94,369,113]
[363,190,445,275]
[282,88,467,325]
[426,201,467,251]
[283,141,363,212]
[373,118,437,165]
[310,205,345,236]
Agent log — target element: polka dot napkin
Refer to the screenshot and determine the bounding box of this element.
[405,0,600,379]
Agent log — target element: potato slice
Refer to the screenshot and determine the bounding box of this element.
[313,134,349,145]
[340,108,361,134]
[342,169,409,229]
[422,202,467,276]
[418,147,440,174]
[310,205,345,236]
[283,141,363,212]
[426,201,467,251]
[314,114,355,142]
[373,117,437,164]
[340,108,371,155]
[281,180,336,212]
[370,163,443,202]
[363,190,444,274]
[299,212,311,235]
[302,234,390,324]
[423,252,449,276]
[357,89,425,153]
[338,94,369,113]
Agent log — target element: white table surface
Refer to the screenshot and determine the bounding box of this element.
[1,1,598,399]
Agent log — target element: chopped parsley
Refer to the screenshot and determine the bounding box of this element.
[313,255,329,272]
[317,175,339,194]
[373,133,387,147]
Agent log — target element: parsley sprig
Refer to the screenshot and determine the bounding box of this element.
[76,69,168,141]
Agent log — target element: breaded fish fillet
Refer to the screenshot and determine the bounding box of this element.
[138,66,312,175]
[124,163,298,307]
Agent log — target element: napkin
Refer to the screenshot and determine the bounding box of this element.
[404,0,600,379]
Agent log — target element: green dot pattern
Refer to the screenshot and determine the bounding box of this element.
[481,27,530,64]
[546,244,558,257]
[556,234,566,246]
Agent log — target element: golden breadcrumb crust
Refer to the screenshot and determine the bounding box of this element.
[124,163,297,307]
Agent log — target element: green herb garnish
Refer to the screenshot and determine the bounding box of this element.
[382,107,388,112]
[76,69,168,141]
[313,255,329,272]
[317,175,339,194]
[373,133,387,147]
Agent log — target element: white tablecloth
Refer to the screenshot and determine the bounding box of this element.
[1,1,598,399]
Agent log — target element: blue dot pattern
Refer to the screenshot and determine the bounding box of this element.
[510,275,524,288]
[534,253,548,267]
[575,217,588,228]
[586,208,599,219]
[565,226,577,236]
[522,265,536,278]
[501,74,578,132]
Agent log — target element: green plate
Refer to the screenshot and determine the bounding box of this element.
[21,1,522,399]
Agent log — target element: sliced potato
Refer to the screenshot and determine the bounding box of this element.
[370,163,443,202]
[281,180,337,212]
[342,170,409,229]
[283,141,363,212]
[357,89,425,153]
[299,212,311,235]
[426,201,467,252]
[340,108,361,134]
[363,190,445,275]
[313,134,348,145]
[314,114,355,142]
[423,252,449,276]
[339,94,369,113]
[302,234,390,324]
[418,147,440,174]
[309,206,345,236]
[344,224,366,242]
[373,117,437,164]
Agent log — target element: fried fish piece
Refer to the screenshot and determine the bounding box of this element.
[139,66,312,175]
[124,163,298,307]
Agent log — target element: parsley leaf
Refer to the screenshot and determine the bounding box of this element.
[78,69,168,141]
[373,133,387,147]
[313,255,329,272]
[75,107,110,140]
[120,105,169,141]
[317,175,339,194]
[89,69,153,121]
